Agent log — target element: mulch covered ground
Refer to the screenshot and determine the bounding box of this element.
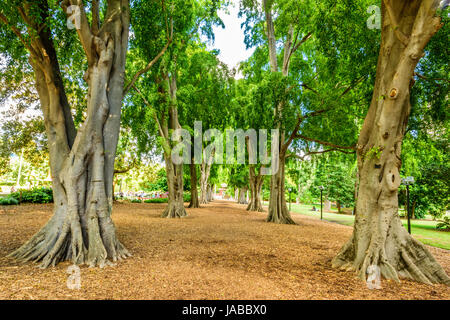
[0,200,448,300]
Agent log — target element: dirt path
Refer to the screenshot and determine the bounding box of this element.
[0,200,448,299]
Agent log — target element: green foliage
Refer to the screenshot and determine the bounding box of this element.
[131,199,143,203]
[11,187,53,204]
[143,192,190,203]
[363,146,382,161]
[143,168,169,192]
[0,196,19,205]
[436,216,450,231]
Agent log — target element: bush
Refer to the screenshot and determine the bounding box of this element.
[131,199,142,203]
[0,196,19,205]
[11,187,53,204]
[144,198,168,203]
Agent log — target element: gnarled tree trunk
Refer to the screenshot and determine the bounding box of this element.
[161,74,187,218]
[247,165,264,212]
[9,0,130,268]
[266,152,295,224]
[333,0,449,285]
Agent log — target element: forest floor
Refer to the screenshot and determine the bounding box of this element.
[0,200,449,300]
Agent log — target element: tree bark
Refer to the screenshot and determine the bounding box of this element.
[238,187,248,204]
[333,0,449,285]
[9,0,131,268]
[161,73,187,218]
[266,153,295,224]
[247,165,264,212]
[263,2,297,225]
[199,151,213,204]
[188,160,199,208]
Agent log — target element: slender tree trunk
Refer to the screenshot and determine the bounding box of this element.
[247,166,264,212]
[333,0,449,285]
[188,160,199,208]
[199,151,213,204]
[337,200,341,213]
[324,198,331,211]
[9,0,131,268]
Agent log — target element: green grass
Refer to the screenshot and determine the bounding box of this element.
[262,201,450,250]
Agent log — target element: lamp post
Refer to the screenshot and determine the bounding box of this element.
[401,176,415,234]
[319,186,324,220]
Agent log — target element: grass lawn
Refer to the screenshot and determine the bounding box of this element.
[262,201,450,250]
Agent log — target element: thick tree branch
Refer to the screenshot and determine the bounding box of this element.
[295,134,356,150]
[61,0,95,64]
[282,109,329,153]
[124,38,172,95]
[415,72,450,83]
[92,0,100,34]
[287,148,355,160]
[384,0,409,46]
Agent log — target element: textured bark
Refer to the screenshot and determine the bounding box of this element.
[266,153,295,224]
[263,1,297,225]
[162,154,187,218]
[9,0,130,268]
[206,184,213,202]
[199,151,213,204]
[161,74,187,218]
[246,166,264,212]
[238,187,248,204]
[333,0,449,285]
[188,160,199,208]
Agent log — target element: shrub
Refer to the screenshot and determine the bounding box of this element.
[0,196,19,205]
[144,198,168,203]
[11,187,53,204]
[131,199,142,203]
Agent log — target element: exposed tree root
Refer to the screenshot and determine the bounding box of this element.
[332,220,450,285]
[8,212,130,268]
[161,202,187,218]
[246,199,264,212]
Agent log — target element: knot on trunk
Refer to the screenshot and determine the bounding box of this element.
[389,88,398,99]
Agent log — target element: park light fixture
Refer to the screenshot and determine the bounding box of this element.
[401,176,415,234]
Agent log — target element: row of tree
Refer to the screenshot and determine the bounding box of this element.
[0,0,448,284]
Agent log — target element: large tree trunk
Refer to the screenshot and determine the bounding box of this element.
[266,152,295,224]
[9,0,130,268]
[199,152,213,204]
[333,0,449,285]
[162,155,186,218]
[238,187,248,204]
[247,165,264,212]
[263,1,297,225]
[161,74,187,218]
[188,159,199,208]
